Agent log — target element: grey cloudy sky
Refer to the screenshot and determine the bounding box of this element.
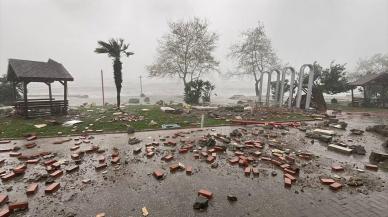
[1,0,387,91]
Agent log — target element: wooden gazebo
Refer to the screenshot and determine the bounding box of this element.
[350,71,388,107]
[6,58,74,117]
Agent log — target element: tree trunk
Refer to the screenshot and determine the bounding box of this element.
[255,80,260,96]
[113,58,123,108]
[183,72,188,87]
[312,87,327,111]
[116,87,121,108]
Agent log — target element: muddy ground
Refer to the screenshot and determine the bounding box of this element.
[0,111,387,217]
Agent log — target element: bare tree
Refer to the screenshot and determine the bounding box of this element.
[147,17,219,86]
[228,22,280,97]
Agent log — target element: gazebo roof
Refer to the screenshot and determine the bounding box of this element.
[7,58,74,82]
[350,71,388,86]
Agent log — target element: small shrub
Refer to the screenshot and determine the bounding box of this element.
[184,80,215,105]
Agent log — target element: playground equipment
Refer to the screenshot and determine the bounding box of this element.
[258,69,282,106]
[295,64,314,109]
[258,64,315,110]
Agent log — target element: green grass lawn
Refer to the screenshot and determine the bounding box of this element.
[0,104,312,139]
[0,105,226,139]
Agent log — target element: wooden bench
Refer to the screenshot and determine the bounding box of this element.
[351,97,363,107]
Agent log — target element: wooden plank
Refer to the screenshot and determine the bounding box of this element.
[17,98,55,102]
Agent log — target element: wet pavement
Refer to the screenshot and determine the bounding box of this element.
[1,112,388,217]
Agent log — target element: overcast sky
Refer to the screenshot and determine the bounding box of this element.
[1,0,387,91]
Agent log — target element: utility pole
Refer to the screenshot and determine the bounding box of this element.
[139,76,144,97]
[101,70,105,106]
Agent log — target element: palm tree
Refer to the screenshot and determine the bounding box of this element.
[94,38,134,108]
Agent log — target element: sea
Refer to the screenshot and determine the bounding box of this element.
[24,80,354,107]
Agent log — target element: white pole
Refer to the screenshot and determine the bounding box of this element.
[266,71,272,106]
[258,73,263,105]
[288,69,296,109]
[140,76,143,97]
[279,69,286,107]
[101,70,105,106]
[275,70,280,104]
[200,114,205,128]
[296,66,305,108]
[305,66,315,109]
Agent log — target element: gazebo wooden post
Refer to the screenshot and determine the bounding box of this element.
[64,80,68,113]
[12,81,17,102]
[47,82,53,115]
[351,87,354,106]
[363,86,367,105]
[23,81,28,117]
[382,85,386,108]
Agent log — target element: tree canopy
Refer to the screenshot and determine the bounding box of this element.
[315,62,350,94]
[0,74,20,106]
[147,17,219,85]
[183,79,215,105]
[95,38,134,59]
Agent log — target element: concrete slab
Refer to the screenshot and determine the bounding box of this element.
[328,144,352,154]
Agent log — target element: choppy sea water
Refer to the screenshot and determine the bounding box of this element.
[24,80,354,106]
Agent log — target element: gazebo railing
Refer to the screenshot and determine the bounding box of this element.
[15,98,68,117]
